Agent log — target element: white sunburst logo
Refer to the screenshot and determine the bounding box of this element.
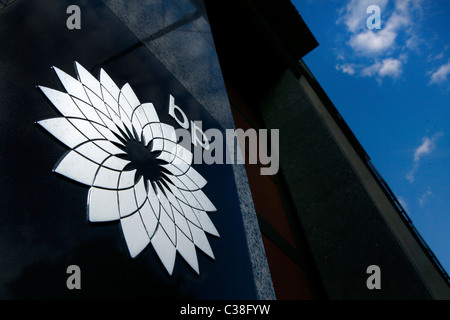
[37,62,219,275]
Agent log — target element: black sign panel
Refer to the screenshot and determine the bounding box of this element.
[0,0,257,299]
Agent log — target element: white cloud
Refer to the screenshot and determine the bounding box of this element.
[427,46,448,62]
[427,52,444,62]
[414,136,437,162]
[336,0,424,81]
[348,28,397,55]
[405,162,418,183]
[398,196,409,211]
[418,188,434,208]
[335,63,357,75]
[379,58,403,77]
[428,60,450,85]
[361,61,380,77]
[406,132,443,183]
[361,58,403,81]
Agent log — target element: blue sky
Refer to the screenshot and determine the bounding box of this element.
[292,0,450,274]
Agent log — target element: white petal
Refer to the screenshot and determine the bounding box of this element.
[189,222,215,259]
[141,103,159,123]
[151,225,176,275]
[74,141,110,165]
[163,172,198,191]
[140,199,158,239]
[171,159,190,175]
[101,156,130,171]
[160,163,183,176]
[184,166,207,189]
[118,187,138,218]
[194,209,219,237]
[150,123,163,139]
[93,166,121,189]
[39,86,85,118]
[103,88,120,117]
[118,93,134,134]
[150,138,164,152]
[72,97,103,124]
[177,198,202,228]
[53,66,90,104]
[160,123,177,143]
[54,151,99,186]
[120,213,150,258]
[191,190,217,212]
[85,88,110,118]
[159,206,176,245]
[146,181,161,219]
[179,189,202,210]
[157,150,175,163]
[176,228,199,274]
[118,169,137,190]
[175,144,193,165]
[162,139,177,156]
[173,208,192,241]
[91,122,125,146]
[100,68,121,101]
[160,182,183,214]
[96,112,126,140]
[88,187,120,222]
[120,83,140,109]
[155,184,174,221]
[75,61,102,98]
[68,118,104,141]
[134,176,148,208]
[94,140,126,156]
[131,113,143,138]
[118,92,134,120]
[132,104,148,129]
[162,173,188,190]
[141,125,153,146]
[38,118,87,149]
[163,181,202,225]
[109,111,129,136]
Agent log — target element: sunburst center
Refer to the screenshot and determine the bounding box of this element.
[123,139,162,183]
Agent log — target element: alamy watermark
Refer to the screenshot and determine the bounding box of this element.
[168,95,279,176]
[366,5,381,30]
[66,5,81,30]
[366,265,381,290]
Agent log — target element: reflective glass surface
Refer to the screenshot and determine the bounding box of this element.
[0,0,257,299]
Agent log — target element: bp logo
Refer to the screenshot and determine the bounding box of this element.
[37,62,219,275]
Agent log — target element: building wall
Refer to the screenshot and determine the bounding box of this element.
[259,68,449,299]
[226,82,320,299]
